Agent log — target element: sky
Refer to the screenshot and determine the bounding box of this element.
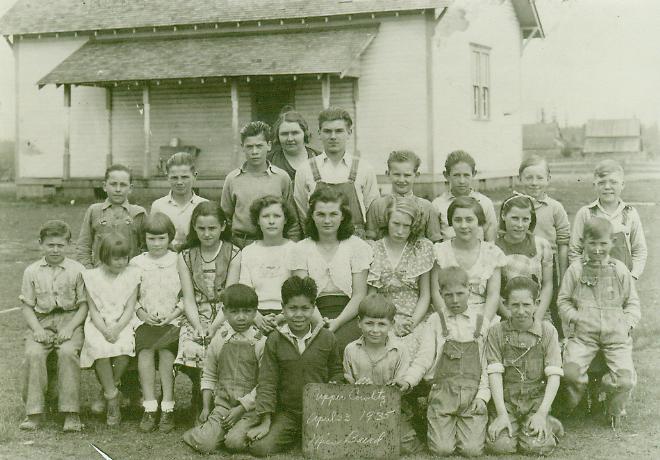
[0,0,659,140]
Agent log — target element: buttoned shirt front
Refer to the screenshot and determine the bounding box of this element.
[293,152,380,222]
[280,324,313,354]
[343,335,410,385]
[432,190,498,241]
[151,191,208,247]
[20,257,86,314]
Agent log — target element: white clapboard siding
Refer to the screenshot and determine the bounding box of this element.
[111,88,144,174]
[70,86,108,177]
[294,77,324,152]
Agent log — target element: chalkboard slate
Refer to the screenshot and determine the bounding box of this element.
[302,383,401,460]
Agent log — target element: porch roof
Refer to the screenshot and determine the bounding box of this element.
[38,27,378,87]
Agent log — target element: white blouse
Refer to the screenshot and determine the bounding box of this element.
[290,236,373,297]
[239,240,295,311]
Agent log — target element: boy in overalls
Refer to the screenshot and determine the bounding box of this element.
[182,284,266,454]
[293,107,380,238]
[486,277,564,455]
[421,267,490,457]
[559,217,640,428]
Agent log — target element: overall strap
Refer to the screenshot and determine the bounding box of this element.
[348,156,360,183]
[437,310,449,338]
[473,314,484,339]
[621,205,631,226]
[309,158,322,182]
[589,205,598,217]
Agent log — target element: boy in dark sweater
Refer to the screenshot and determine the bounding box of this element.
[246,276,343,457]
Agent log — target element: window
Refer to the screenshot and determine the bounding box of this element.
[471,45,490,120]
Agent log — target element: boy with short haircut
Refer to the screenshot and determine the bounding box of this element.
[432,150,498,241]
[151,152,208,250]
[182,284,266,454]
[343,293,421,455]
[76,164,146,268]
[20,220,88,432]
[407,267,490,457]
[486,277,564,456]
[246,276,344,457]
[365,150,442,242]
[221,121,300,248]
[569,159,647,279]
[559,217,640,428]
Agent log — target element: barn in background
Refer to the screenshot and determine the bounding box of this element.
[0,0,543,198]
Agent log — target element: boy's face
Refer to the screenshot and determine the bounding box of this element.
[440,282,469,315]
[107,255,129,274]
[282,294,315,335]
[145,232,170,257]
[103,170,132,205]
[594,172,624,205]
[387,161,419,196]
[358,315,393,345]
[278,121,305,155]
[40,235,69,265]
[444,162,474,197]
[224,306,257,333]
[242,133,271,170]
[319,119,351,156]
[167,164,196,198]
[519,164,549,199]
[507,289,538,329]
[584,234,613,264]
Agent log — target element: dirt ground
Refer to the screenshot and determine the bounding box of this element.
[0,178,659,459]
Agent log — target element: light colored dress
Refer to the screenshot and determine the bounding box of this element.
[239,240,295,312]
[131,251,181,324]
[80,266,140,368]
[433,240,506,312]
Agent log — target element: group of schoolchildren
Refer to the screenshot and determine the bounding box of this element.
[19,106,646,457]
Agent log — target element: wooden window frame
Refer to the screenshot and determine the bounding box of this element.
[471,44,491,121]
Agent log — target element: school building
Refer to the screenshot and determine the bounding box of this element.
[0,0,543,198]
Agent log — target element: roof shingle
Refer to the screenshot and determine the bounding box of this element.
[38,28,379,85]
[0,0,445,35]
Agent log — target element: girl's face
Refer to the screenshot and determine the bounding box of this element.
[387,210,413,243]
[145,232,170,257]
[193,215,225,248]
[106,255,129,274]
[278,121,306,155]
[451,207,480,242]
[503,206,532,241]
[312,201,343,238]
[259,203,286,239]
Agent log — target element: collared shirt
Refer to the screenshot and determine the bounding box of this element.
[151,191,208,247]
[407,310,490,403]
[75,199,146,268]
[527,193,570,252]
[293,152,380,223]
[365,194,443,242]
[20,257,86,314]
[220,162,300,240]
[343,335,410,385]
[239,240,295,311]
[280,323,313,354]
[431,190,498,242]
[485,319,563,378]
[200,323,266,411]
[130,251,181,324]
[568,199,647,278]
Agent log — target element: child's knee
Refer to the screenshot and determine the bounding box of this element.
[182,426,220,454]
[563,361,587,384]
[56,342,79,360]
[602,369,635,393]
[487,435,517,455]
[24,344,48,362]
[248,438,278,458]
[519,433,557,456]
[459,439,485,457]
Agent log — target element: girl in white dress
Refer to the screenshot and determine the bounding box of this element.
[239,195,295,332]
[131,213,182,433]
[80,234,139,426]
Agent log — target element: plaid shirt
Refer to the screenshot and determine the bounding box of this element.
[497,235,553,287]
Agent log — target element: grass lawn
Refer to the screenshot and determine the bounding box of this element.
[1,179,659,459]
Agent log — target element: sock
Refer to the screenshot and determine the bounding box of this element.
[143,400,158,413]
[160,400,175,413]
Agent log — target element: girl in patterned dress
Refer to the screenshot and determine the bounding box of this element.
[495,195,554,323]
[432,196,506,324]
[176,201,241,415]
[80,234,139,426]
[131,213,183,433]
[367,196,434,348]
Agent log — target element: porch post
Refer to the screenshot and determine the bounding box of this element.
[231,79,240,167]
[322,74,331,109]
[105,87,113,167]
[63,84,71,180]
[142,84,151,178]
[352,79,359,153]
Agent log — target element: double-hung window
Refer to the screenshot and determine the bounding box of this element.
[471,45,490,120]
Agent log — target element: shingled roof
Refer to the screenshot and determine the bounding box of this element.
[0,0,446,35]
[38,28,378,86]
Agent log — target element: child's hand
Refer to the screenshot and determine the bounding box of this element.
[389,378,411,393]
[395,319,414,337]
[33,327,53,344]
[198,407,210,424]
[355,377,373,385]
[144,312,162,326]
[326,318,339,333]
[487,414,513,441]
[222,405,246,430]
[247,418,271,443]
[55,325,75,344]
[106,323,122,343]
[526,412,549,441]
[255,313,277,334]
[468,398,487,415]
